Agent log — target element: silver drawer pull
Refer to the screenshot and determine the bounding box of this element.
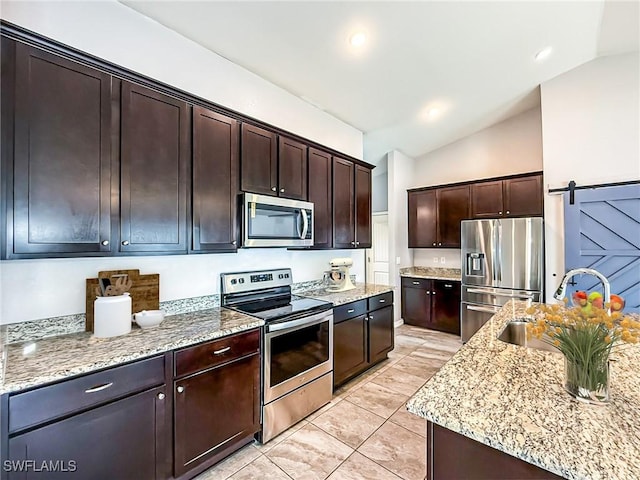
[444,284,452,288]
[84,382,113,394]
[379,299,385,303]
[347,309,355,313]
[412,281,420,285]
[213,346,231,355]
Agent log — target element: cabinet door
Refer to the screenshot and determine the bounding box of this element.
[174,354,260,477]
[7,387,166,480]
[308,148,333,248]
[368,305,394,365]
[8,41,114,257]
[471,180,504,218]
[240,123,277,196]
[333,158,355,248]
[120,82,189,253]
[333,315,368,387]
[401,281,432,328]
[408,190,437,248]
[431,280,461,335]
[192,106,239,252]
[278,136,307,200]
[355,165,372,248]
[437,185,470,248]
[504,174,543,217]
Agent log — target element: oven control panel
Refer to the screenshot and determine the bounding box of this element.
[221,268,292,294]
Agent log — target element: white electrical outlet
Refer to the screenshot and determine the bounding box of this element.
[433,257,439,263]
[440,257,446,264]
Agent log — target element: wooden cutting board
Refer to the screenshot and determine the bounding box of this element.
[85,269,160,332]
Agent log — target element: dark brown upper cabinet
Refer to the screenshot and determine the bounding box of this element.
[355,165,372,248]
[307,148,333,248]
[3,40,116,258]
[120,81,190,253]
[333,157,356,248]
[408,185,469,248]
[240,123,277,196]
[278,136,308,200]
[192,106,239,252]
[471,173,543,218]
[332,158,372,249]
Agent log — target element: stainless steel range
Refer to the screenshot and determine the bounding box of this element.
[221,268,333,443]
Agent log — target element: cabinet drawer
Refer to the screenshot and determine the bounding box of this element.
[368,292,393,311]
[401,277,431,289]
[9,355,165,434]
[174,329,259,378]
[333,299,367,323]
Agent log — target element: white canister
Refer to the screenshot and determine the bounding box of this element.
[94,293,132,338]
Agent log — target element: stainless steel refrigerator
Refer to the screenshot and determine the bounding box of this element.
[460,217,544,342]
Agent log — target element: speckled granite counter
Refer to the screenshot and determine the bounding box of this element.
[298,283,394,306]
[399,266,461,281]
[0,308,262,395]
[406,301,640,480]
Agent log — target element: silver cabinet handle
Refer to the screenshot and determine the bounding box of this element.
[280,188,285,193]
[177,386,185,393]
[356,241,360,246]
[506,210,510,214]
[444,284,452,288]
[438,242,442,246]
[369,314,373,320]
[351,241,356,246]
[271,186,277,191]
[432,242,436,246]
[412,281,420,285]
[157,393,165,400]
[121,240,129,246]
[101,240,109,246]
[499,211,503,215]
[432,291,436,295]
[213,346,231,355]
[379,299,385,303]
[84,382,113,394]
[347,309,355,313]
[232,241,237,245]
[426,291,431,295]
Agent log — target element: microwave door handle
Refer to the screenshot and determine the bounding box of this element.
[301,209,309,239]
[295,210,303,239]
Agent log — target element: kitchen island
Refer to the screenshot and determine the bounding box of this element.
[406,300,640,480]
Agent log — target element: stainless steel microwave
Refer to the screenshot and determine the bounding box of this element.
[242,193,314,247]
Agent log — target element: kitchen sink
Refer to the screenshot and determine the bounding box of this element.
[497,320,559,353]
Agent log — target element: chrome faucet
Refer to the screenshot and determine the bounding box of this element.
[554,268,611,314]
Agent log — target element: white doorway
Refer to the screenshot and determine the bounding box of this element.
[366,213,390,285]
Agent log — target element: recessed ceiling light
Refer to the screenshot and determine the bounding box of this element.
[535,47,553,61]
[349,32,366,47]
[426,108,440,118]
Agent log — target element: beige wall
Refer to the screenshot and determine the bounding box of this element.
[541,52,640,300]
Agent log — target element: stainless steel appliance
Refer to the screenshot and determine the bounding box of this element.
[460,217,544,342]
[221,268,333,443]
[242,193,314,247]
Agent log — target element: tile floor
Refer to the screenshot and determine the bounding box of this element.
[195,325,462,480]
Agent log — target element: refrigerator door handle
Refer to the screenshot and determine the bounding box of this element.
[466,305,501,314]
[466,288,535,299]
[496,220,502,283]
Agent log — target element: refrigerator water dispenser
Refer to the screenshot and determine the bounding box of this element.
[466,253,485,276]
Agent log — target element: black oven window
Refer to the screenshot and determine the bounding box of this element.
[270,322,329,387]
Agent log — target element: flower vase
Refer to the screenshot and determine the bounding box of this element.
[563,354,610,405]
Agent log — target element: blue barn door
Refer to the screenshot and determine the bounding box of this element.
[563,184,640,314]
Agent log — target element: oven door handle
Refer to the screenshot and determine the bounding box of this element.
[267,313,330,333]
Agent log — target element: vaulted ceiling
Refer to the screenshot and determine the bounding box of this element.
[121,1,639,164]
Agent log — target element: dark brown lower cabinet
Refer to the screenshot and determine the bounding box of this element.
[333,292,394,388]
[333,314,368,386]
[7,386,166,480]
[427,421,563,480]
[173,333,260,478]
[401,277,460,335]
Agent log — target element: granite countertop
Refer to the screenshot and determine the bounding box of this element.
[406,301,640,480]
[399,266,461,281]
[298,282,394,306]
[0,308,263,395]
